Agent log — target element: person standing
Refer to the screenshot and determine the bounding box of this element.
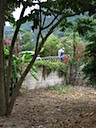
[58,47,65,62]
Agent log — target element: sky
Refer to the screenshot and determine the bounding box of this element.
[13,5,32,20]
[6,6,29,26]
[6,0,47,26]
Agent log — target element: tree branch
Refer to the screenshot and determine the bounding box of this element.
[7,12,76,114]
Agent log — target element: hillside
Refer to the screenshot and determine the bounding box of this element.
[4,14,88,42]
[4,19,64,42]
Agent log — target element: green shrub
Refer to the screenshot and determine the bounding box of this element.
[34,60,69,78]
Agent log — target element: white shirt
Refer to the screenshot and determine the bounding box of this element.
[58,48,64,58]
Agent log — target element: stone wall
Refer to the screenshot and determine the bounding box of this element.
[22,69,67,90]
[22,65,85,90]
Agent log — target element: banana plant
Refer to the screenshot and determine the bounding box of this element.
[4,40,38,96]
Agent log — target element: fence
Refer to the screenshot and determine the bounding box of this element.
[41,56,59,61]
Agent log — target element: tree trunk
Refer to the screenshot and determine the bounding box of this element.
[6,7,26,114]
[0,0,6,116]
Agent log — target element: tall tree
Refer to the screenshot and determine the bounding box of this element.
[0,0,96,116]
[19,32,35,51]
[0,0,7,116]
[75,17,96,86]
[41,34,60,57]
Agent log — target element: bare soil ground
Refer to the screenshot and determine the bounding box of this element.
[0,86,96,128]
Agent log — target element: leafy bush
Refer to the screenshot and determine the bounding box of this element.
[34,60,69,78]
[41,34,60,57]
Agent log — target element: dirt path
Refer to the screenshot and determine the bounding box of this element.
[0,86,96,128]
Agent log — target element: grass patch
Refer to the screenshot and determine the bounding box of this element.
[46,85,73,94]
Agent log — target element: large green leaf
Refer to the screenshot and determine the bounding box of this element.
[4,48,9,55]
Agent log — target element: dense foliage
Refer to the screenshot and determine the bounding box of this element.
[41,34,60,57]
[74,17,96,86]
[82,42,96,86]
[19,32,35,51]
